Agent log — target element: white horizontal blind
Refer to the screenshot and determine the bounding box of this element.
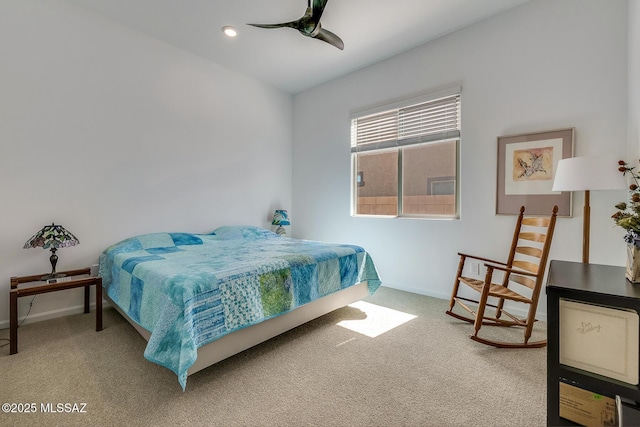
[352,110,398,145]
[351,92,461,152]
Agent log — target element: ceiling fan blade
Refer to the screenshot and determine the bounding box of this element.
[247,21,297,29]
[314,27,344,50]
[311,0,329,22]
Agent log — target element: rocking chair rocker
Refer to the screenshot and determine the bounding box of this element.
[446,205,558,348]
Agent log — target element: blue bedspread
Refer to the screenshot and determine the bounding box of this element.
[98,226,381,389]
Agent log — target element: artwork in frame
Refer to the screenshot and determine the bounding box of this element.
[496,128,574,216]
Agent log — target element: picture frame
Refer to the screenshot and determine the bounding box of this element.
[496,128,574,216]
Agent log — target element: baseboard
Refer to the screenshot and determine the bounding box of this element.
[0,300,111,330]
[0,283,547,331]
[381,283,451,301]
[380,283,548,322]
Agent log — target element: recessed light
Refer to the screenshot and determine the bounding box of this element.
[222,26,238,38]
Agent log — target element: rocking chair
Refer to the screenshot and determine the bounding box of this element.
[446,205,558,348]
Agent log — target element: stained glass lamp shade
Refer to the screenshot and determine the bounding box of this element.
[272,210,290,236]
[24,223,80,280]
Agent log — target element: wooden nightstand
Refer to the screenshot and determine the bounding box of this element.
[9,267,102,355]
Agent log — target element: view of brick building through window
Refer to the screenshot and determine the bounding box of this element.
[355,140,456,216]
[351,88,460,218]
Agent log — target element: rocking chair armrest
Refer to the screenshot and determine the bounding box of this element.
[457,252,507,267]
[483,263,538,278]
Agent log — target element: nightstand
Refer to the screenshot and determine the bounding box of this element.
[546,260,640,426]
[9,267,102,355]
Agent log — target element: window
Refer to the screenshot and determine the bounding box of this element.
[350,87,461,218]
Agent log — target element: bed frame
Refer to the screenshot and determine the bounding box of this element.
[106,281,369,375]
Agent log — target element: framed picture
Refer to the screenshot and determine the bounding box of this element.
[496,128,574,216]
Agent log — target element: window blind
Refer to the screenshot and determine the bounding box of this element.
[351,91,461,153]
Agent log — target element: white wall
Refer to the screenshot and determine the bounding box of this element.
[631,0,640,160]
[0,0,293,326]
[292,0,629,318]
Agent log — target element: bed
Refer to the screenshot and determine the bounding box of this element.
[98,225,381,389]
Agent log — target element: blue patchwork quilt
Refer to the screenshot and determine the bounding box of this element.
[98,226,381,389]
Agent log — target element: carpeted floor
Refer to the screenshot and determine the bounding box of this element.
[0,287,547,426]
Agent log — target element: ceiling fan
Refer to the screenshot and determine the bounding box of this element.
[247,0,344,50]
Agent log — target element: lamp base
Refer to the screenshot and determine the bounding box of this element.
[275,226,286,236]
[41,272,66,281]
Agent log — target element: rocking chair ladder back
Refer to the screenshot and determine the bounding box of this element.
[446,205,558,348]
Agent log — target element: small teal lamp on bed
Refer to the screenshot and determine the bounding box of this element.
[272,210,290,236]
[24,223,79,280]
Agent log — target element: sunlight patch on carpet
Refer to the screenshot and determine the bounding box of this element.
[337,301,417,338]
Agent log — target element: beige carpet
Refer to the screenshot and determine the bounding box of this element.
[0,287,546,426]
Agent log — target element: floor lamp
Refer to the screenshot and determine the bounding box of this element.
[552,156,627,263]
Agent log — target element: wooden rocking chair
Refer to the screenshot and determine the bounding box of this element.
[446,205,558,348]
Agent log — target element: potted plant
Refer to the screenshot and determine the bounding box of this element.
[612,160,640,282]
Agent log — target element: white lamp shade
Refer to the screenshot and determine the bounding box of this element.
[552,156,627,192]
